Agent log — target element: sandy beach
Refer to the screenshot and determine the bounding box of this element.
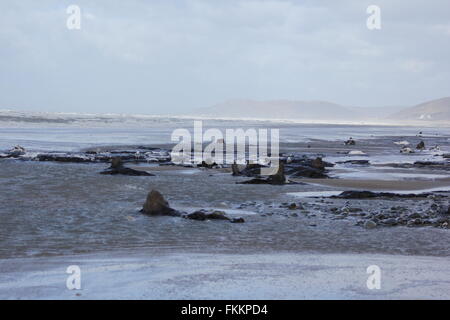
[1,250,449,300]
[1,121,450,300]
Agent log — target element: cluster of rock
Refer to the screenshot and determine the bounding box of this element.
[0,145,172,164]
[354,204,450,229]
[140,190,245,223]
[231,156,333,185]
[324,193,450,229]
[237,162,287,185]
[6,145,26,157]
[399,140,428,153]
[284,156,333,178]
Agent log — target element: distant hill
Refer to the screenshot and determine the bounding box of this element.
[191,99,407,122]
[389,97,450,122]
[193,99,365,121]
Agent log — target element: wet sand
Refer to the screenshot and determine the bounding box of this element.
[1,123,450,300]
[1,250,449,299]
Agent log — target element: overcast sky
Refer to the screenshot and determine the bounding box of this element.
[1,0,449,114]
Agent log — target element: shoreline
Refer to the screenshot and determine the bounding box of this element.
[1,250,449,299]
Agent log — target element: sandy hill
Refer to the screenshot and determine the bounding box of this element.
[389,97,450,122]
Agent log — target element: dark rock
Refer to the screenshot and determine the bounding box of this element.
[331,190,433,199]
[37,153,92,163]
[197,161,218,169]
[142,198,246,222]
[311,157,325,170]
[205,210,231,220]
[344,138,356,145]
[141,190,181,216]
[285,157,331,179]
[11,146,172,164]
[266,162,286,184]
[231,161,265,177]
[336,160,370,165]
[416,141,425,150]
[100,157,154,176]
[411,161,450,172]
[241,163,264,177]
[183,209,244,223]
[184,210,208,221]
[290,166,328,178]
[8,145,26,157]
[288,203,299,210]
[231,163,241,176]
[285,156,334,168]
[239,162,286,185]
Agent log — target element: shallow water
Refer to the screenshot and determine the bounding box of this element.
[1,119,450,259]
[1,159,450,259]
[2,119,450,151]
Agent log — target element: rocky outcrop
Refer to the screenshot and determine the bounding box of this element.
[100,157,154,176]
[197,161,219,169]
[8,145,26,157]
[231,162,264,177]
[239,162,286,185]
[0,145,26,158]
[2,145,172,164]
[331,190,434,199]
[266,162,286,184]
[289,166,328,178]
[336,159,370,165]
[231,163,241,176]
[285,157,332,179]
[141,190,181,216]
[141,190,245,222]
[37,154,93,163]
[184,209,245,223]
[241,162,264,177]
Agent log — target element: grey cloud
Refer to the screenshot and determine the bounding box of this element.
[0,0,449,113]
